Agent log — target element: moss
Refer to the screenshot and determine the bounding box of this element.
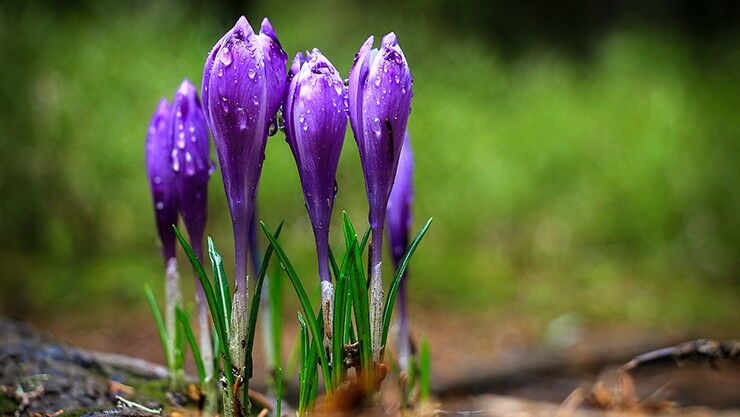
[60,407,106,417]
[129,379,171,404]
[0,394,19,414]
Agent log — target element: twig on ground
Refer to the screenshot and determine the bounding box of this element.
[1,383,45,417]
[115,395,162,415]
[620,339,739,372]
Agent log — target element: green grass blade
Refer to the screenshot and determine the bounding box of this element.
[342,213,372,371]
[207,237,232,333]
[358,226,371,255]
[331,239,356,385]
[419,338,431,402]
[260,222,332,392]
[173,226,233,370]
[144,284,170,367]
[275,367,283,417]
[297,313,309,413]
[245,221,284,380]
[381,218,433,351]
[328,248,340,282]
[270,258,283,374]
[177,307,206,383]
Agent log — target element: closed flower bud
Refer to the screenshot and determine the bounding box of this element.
[386,133,414,269]
[348,33,413,360]
[348,33,413,233]
[284,49,347,337]
[171,79,212,258]
[285,49,346,282]
[202,15,287,372]
[146,98,178,261]
[201,15,288,299]
[386,133,414,372]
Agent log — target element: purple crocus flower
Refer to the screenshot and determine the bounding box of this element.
[348,33,413,360]
[145,98,182,383]
[146,99,178,262]
[386,133,414,372]
[284,49,347,338]
[202,16,287,369]
[171,79,214,383]
[172,80,212,259]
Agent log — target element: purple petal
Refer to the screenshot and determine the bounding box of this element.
[386,133,414,268]
[145,98,178,260]
[172,79,212,249]
[285,49,347,282]
[202,15,288,289]
[349,33,413,230]
[347,36,374,149]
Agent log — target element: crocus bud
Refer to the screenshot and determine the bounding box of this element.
[202,15,288,372]
[145,99,178,261]
[348,33,413,361]
[386,133,414,270]
[171,79,212,258]
[386,133,414,373]
[145,98,183,387]
[285,49,347,337]
[171,79,215,386]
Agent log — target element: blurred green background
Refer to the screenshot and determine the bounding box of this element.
[0,0,738,341]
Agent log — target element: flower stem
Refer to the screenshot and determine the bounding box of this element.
[396,278,411,373]
[317,235,334,351]
[192,241,217,415]
[368,225,384,363]
[165,257,183,388]
[230,212,249,374]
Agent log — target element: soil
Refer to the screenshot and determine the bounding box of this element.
[2,314,738,416]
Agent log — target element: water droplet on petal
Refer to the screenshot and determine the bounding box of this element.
[156,201,164,210]
[371,117,381,135]
[248,68,256,79]
[219,47,233,66]
[237,107,247,130]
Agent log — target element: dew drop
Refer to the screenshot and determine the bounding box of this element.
[156,201,164,210]
[237,107,247,130]
[371,117,381,134]
[219,47,233,66]
[374,76,381,87]
[268,120,278,136]
[248,68,256,80]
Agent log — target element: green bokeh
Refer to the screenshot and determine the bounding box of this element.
[0,1,737,334]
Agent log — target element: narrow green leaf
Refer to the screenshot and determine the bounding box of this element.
[269,258,283,374]
[260,222,332,392]
[245,221,284,381]
[207,237,231,334]
[419,338,431,402]
[174,309,186,370]
[173,226,233,372]
[144,285,170,367]
[275,367,283,417]
[342,213,372,371]
[331,239,356,385]
[328,248,340,282]
[358,227,371,255]
[381,218,433,350]
[297,313,309,413]
[177,308,206,383]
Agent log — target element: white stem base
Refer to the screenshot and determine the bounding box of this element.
[369,261,384,363]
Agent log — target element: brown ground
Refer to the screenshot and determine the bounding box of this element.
[23,306,740,414]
